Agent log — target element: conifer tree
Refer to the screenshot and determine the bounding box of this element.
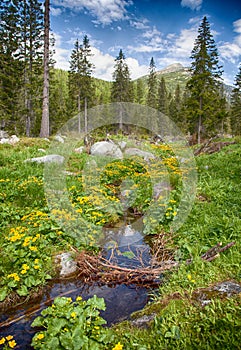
[230,64,241,135]
[40,0,50,138]
[186,16,223,143]
[0,0,21,131]
[147,57,157,109]
[69,36,94,133]
[157,77,168,114]
[111,49,133,103]
[135,79,145,104]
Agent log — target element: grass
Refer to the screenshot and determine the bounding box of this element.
[0,136,240,349]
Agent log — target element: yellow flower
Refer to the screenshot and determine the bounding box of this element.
[71,312,77,319]
[6,336,13,341]
[112,342,123,350]
[76,296,82,301]
[22,264,30,270]
[8,340,17,348]
[34,265,40,269]
[7,273,20,282]
[187,274,192,280]
[29,246,37,251]
[21,269,27,274]
[0,337,6,345]
[36,333,44,340]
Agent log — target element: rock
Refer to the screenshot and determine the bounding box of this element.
[55,252,78,277]
[0,130,8,139]
[213,281,241,296]
[74,146,84,154]
[131,313,156,328]
[54,135,65,143]
[91,141,123,159]
[0,135,20,145]
[125,148,155,161]
[25,154,65,164]
[118,141,127,150]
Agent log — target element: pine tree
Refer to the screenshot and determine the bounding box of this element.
[230,64,241,135]
[147,57,157,109]
[111,49,133,103]
[69,36,94,133]
[157,77,168,114]
[0,0,21,131]
[20,0,44,136]
[186,16,223,143]
[169,84,182,125]
[40,0,50,138]
[135,79,145,104]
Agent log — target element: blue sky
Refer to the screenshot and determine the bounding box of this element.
[50,0,241,85]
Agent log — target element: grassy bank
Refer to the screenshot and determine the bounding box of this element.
[0,137,240,349]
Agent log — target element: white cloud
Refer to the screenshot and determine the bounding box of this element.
[52,0,133,25]
[219,18,241,64]
[90,47,115,80]
[128,26,167,53]
[51,7,62,16]
[126,57,149,79]
[129,18,149,30]
[181,0,203,11]
[52,33,71,71]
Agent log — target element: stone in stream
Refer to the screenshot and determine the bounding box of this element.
[55,252,78,277]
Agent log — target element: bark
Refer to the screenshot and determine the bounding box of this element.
[40,0,50,138]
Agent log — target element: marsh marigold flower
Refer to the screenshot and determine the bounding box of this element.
[8,340,17,348]
[112,342,123,350]
[36,333,44,340]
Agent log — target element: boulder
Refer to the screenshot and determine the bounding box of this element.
[55,252,78,277]
[54,135,65,143]
[0,135,20,145]
[25,154,65,164]
[91,141,123,159]
[0,130,8,139]
[118,141,127,150]
[125,148,155,161]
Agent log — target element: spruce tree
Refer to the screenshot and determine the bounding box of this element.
[111,49,133,103]
[135,79,145,104]
[186,16,223,143]
[40,0,50,138]
[0,0,21,131]
[230,64,241,135]
[69,36,94,133]
[147,57,157,109]
[157,77,168,114]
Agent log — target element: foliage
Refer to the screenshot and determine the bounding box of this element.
[31,295,114,350]
[185,16,225,143]
[230,64,241,135]
[111,49,134,103]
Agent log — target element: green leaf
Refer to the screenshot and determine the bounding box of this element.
[16,285,28,296]
[0,287,8,301]
[122,251,135,259]
[31,316,44,328]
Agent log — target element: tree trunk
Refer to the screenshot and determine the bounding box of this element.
[198,96,203,144]
[84,97,88,134]
[78,94,81,133]
[40,0,50,138]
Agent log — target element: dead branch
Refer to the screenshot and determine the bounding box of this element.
[75,241,235,287]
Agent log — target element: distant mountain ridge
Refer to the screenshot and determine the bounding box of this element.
[137,62,232,100]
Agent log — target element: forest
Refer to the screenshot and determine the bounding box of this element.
[0,1,241,141]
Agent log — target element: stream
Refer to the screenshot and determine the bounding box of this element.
[0,216,156,349]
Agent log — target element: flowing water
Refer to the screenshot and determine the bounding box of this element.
[0,216,156,349]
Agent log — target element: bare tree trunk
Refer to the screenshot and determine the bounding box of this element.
[40,0,50,138]
[197,96,203,144]
[84,97,88,134]
[78,94,81,133]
